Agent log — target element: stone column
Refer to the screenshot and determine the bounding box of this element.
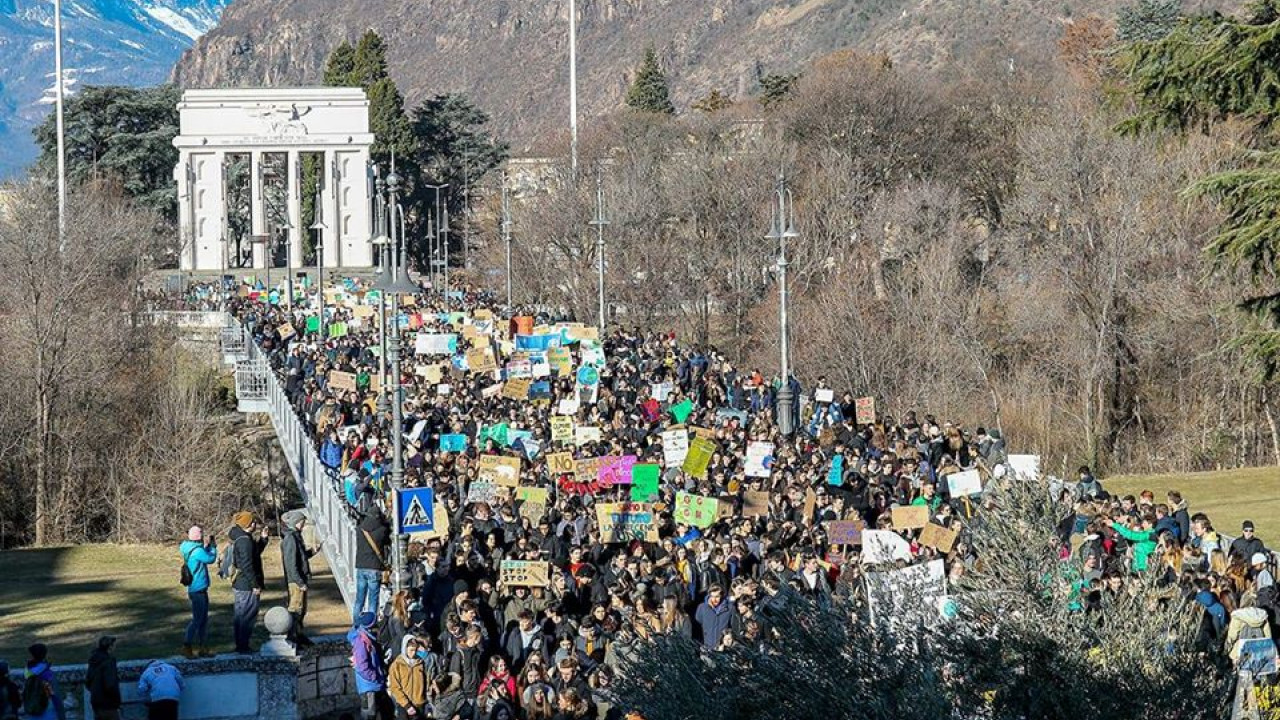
[338,147,374,267]
[322,149,339,269]
[175,151,194,270]
[287,149,302,289]
[250,150,266,269]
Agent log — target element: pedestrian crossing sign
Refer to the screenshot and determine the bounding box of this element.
[397,488,435,533]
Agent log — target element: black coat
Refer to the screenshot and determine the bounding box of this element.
[230,526,267,592]
[356,511,391,571]
[280,528,313,586]
[85,648,120,711]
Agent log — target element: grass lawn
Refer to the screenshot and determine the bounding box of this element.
[0,542,351,665]
[1105,466,1280,541]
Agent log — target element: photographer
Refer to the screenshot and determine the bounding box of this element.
[179,526,218,658]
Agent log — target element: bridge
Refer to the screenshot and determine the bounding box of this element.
[149,310,358,611]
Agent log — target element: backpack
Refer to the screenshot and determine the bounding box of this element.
[21,674,49,716]
[180,546,197,587]
[217,541,237,581]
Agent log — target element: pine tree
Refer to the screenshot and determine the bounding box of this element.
[1116,0,1181,42]
[352,30,390,87]
[691,89,733,114]
[625,47,675,115]
[323,41,356,86]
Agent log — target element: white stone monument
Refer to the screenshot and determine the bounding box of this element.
[173,88,376,271]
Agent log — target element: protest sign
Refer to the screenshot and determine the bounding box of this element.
[546,452,576,476]
[630,464,661,502]
[855,396,877,425]
[500,560,550,588]
[556,398,580,416]
[478,455,521,487]
[690,426,716,441]
[669,398,694,424]
[415,333,458,355]
[574,425,602,446]
[650,382,673,402]
[1008,454,1041,480]
[860,530,913,565]
[503,378,532,400]
[548,347,573,375]
[550,416,574,444]
[409,504,451,542]
[743,490,770,517]
[803,489,817,522]
[827,454,845,486]
[518,501,546,523]
[946,469,983,497]
[675,492,719,528]
[466,348,497,373]
[278,323,296,341]
[415,364,445,384]
[865,559,946,626]
[828,519,864,546]
[352,305,375,319]
[515,334,560,352]
[1236,638,1278,675]
[481,384,503,400]
[305,315,320,334]
[892,505,930,529]
[919,523,960,553]
[599,455,637,486]
[815,388,835,403]
[328,370,357,393]
[596,502,659,542]
[574,456,605,483]
[439,434,467,453]
[683,437,716,479]
[529,380,552,400]
[327,322,348,338]
[745,441,774,478]
[466,481,501,506]
[516,486,549,505]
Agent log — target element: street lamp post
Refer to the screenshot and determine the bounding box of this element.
[766,171,799,436]
[501,172,513,309]
[568,0,579,175]
[587,169,609,333]
[310,187,327,336]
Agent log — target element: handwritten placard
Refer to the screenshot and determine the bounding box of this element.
[546,452,576,476]
[828,519,864,546]
[595,502,659,542]
[891,505,930,530]
[674,492,719,529]
[500,560,550,587]
[478,455,521,487]
[328,370,357,393]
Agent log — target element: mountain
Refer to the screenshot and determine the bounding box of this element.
[170,0,1227,153]
[0,0,229,179]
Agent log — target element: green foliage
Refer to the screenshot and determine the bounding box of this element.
[1116,0,1181,42]
[32,84,181,220]
[692,89,733,114]
[323,41,357,85]
[625,47,675,115]
[758,72,801,108]
[352,30,390,87]
[322,32,416,166]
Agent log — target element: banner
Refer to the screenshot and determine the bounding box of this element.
[744,441,774,478]
[478,455,521,487]
[500,560,550,587]
[596,502,659,542]
[415,333,458,355]
[865,559,946,626]
[855,396,876,425]
[674,492,719,528]
[662,429,689,466]
[683,437,716,479]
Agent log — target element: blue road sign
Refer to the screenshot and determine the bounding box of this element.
[397,487,435,533]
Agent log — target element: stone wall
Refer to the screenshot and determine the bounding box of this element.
[7,637,355,720]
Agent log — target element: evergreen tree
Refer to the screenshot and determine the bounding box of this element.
[352,30,390,87]
[1119,2,1280,377]
[626,47,676,114]
[321,33,416,166]
[323,41,357,86]
[1116,0,1181,42]
[692,89,733,114]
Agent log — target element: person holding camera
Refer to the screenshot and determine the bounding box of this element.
[179,526,218,658]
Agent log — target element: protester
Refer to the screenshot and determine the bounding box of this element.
[136,660,184,720]
[388,634,430,720]
[229,512,269,654]
[179,526,218,658]
[85,636,121,720]
[21,644,62,720]
[0,661,21,720]
[280,509,319,647]
[349,612,388,720]
[356,506,390,623]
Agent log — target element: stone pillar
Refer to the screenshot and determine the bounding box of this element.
[175,151,194,270]
[287,149,302,278]
[184,151,226,271]
[250,150,266,269]
[322,149,339,269]
[336,148,373,267]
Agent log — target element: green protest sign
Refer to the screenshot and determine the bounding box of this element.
[630,464,661,502]
[682,437,716,479]
[675,491,719,528]
[669,398,694,424]
[306,316,321,333]
[328,322,348,338]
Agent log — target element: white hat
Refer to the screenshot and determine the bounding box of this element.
[1252,552,1269,566]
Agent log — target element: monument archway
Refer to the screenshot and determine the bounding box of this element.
[173,88,376,271]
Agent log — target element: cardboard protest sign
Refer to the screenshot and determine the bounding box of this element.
[548,347,574,375]
[518,501,546,523]
[945,469,983,497]
[353,305,376,318]
[675,492,719,528]
[683,437,716,479]
[745,441,774,478]
[466,481,501,506]
[466,348,497,373]
[500,560,550,587]
[803,489,817,522]
[743,490,770,517]
[328,370,357,393]
[516,486,549,505]
[855,396,876,425]
[690,426,717,441]
[550,416,574,444]
[574,425,602,446]
[661,429,689,466]
[828,520,864,546]
[574,456,605,483]
[416,364,445,384]
[503,378,532,400]
[919,523,960,553]
[596,502,659,542]
[892,505,930,529]
[278,323,296,341]
[546,452,576,476]
[478,455,522,487]
[599,455,637,486]
[630,464,661,502]
[408,504,451,542]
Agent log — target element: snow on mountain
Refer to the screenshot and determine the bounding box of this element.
[0,0,230,178]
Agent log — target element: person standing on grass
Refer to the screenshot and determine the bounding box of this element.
[20,643,62,720]
[229,512,269,654]
[180,526,218,658]
[280,509,320,647]
[136,660,184,720]
[85,636,121,720]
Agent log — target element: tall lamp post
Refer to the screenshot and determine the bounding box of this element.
[53,0,67,250]
[587,169,609,333]
[310,187,327,335]
[501,172,513,309]
[766,171,799,436]
[568,0,579,175]
[375,167,418,595]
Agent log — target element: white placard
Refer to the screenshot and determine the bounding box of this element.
[1007,454,1041,480]
[945,469,983,497]
[415,333,457,355]
[745,441,774,478]
[815,388,835,403]
[662,429,689,467]
[860,529,912,565]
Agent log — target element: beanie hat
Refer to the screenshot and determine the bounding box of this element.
[188,526,204,542]
[357,611,377,629]
[28,643,47,663]
[233,512,256,530]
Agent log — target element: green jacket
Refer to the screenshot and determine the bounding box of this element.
[1110,522,1157,572]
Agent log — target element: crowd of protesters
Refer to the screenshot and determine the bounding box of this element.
[6,275,1275,720]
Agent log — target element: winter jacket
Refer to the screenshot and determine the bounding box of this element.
[347,626,387,694]
[229,526,267,592]
[280,528,313,586]
[1195,590,1226,636]
[85,649,121,711]
[320,439,344,469]
[501,625,546,670]
[137,661,184,703]
[388,636,429,709]
[1230,536,1267,563]
[1171,503,1191,543]
[356,511,391,572]
[23,661,62,720]
[1110,522,1157,572]
[179,540,218,594]
[1225,607,1274,661]
[447,644,484,697]
[694,598,733,649]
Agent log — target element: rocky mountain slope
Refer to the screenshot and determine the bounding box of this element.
[0,0,228,178]
[171,0,1196,152]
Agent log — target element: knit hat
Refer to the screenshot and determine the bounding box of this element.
[28,644,47,663]
[1252,552,1269,567]
[233,511,256,530]
[188,526,204,542]
[357,612,377,629]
